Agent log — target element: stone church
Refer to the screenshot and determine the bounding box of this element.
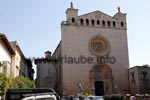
[36,3,130,96]
[53,3,129,96]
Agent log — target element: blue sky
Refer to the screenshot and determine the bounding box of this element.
[0,0,150,67]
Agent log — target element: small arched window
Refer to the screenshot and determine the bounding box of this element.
[113,21,116,27]
[86,19,89,25]
[121,22,124,27]
[107,21,111,27]
[80,19,84,25]
[97,20,100,25]
[102,20,105,27]
[72,18,75,23]
[91,19,95,26]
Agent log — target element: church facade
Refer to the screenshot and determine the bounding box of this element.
[52,3,130,96]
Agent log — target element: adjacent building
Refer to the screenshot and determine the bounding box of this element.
[0,33,15,76]
[35,51,57,90]
[0,33,34,79]
[26,58,34,80]
[10,41,25,77]
[129,65,150,95]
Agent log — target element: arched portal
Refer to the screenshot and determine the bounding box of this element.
[92,64,113,95]
[95,81,104,96]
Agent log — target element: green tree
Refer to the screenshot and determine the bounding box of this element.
[0,74,35,99]
[0,63,35,99]
[0,73,11,99]
[11,76,35,88]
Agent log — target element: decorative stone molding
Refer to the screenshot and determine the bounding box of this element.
[88,34,110,56]
[93,64,112,80]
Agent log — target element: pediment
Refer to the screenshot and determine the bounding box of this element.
[79,10,116,21]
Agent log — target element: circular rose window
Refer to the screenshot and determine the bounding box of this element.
[89,34,110,56]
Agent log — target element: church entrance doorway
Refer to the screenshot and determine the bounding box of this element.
[94,81,104,96]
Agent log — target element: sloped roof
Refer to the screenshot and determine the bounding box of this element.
[79,10,117,21]
[0,33,15,54]
[10,41,25,59]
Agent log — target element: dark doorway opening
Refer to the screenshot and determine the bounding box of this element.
[95,81,104,96]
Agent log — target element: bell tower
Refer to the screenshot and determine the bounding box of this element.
[66,2,78,24]
[113,6,127,29]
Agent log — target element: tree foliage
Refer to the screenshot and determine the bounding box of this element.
[0,73,10,96]
[12,76,35,88]
[0,74,35,97]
